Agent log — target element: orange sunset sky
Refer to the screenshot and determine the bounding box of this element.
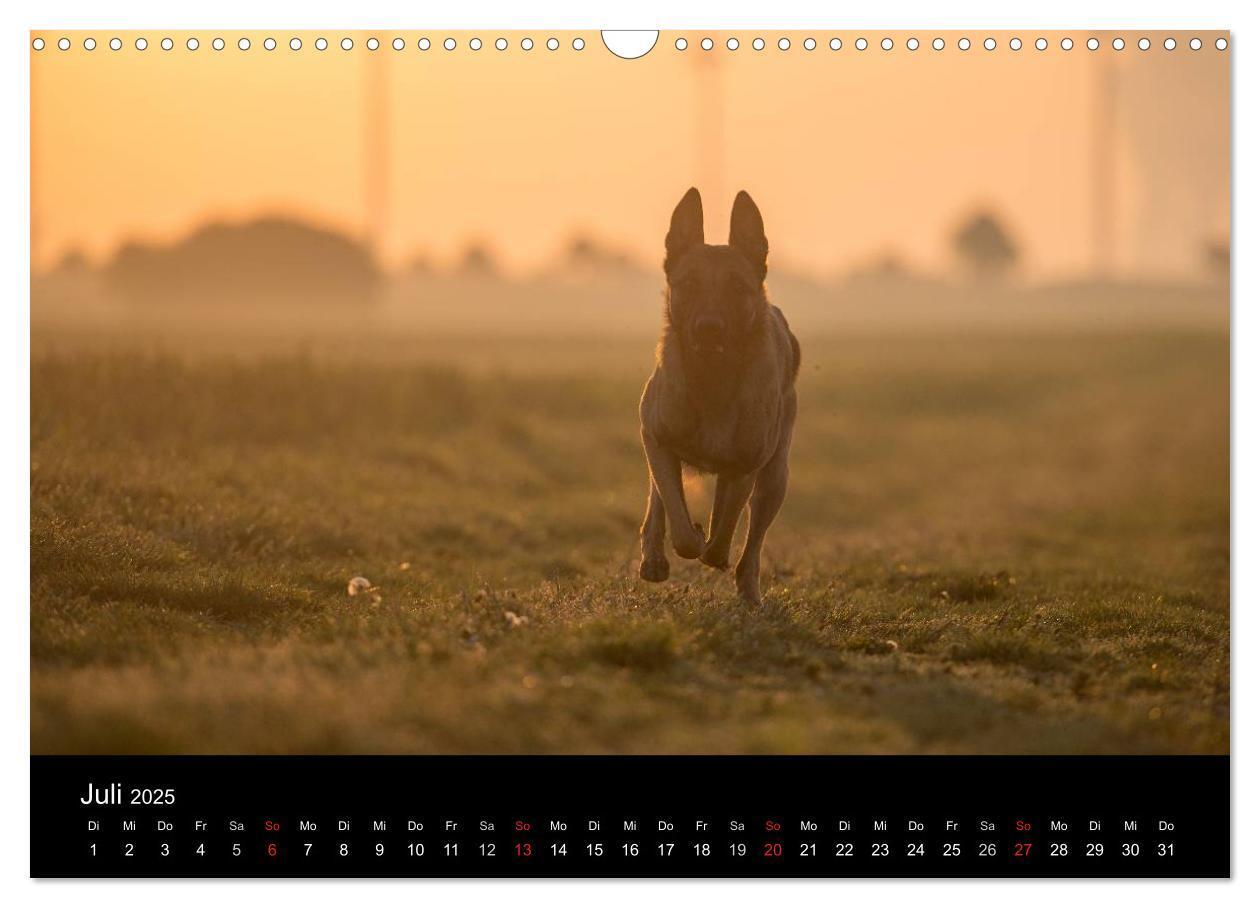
[31,30,1230,280]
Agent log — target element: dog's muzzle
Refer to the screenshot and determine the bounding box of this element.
[690,316,727,354]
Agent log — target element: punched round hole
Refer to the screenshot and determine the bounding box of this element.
[444,38,457,51]
[984,37,996,50]
[1087,38,1099,50]
[367,37,380,50]
[342,38,354,51]
[292,38,303,51]
[856,37,868,51]
[84,37,97,50]
[1035,37,1047,50]
[675,37,687,50]
[881,37,893,50]
[1112,37,1125,50]
[1216,37,1228,50]
[1062,37,1075,51]
[57,37,70,50]
[727,37,738,50]
[829,37,841,50]
[394,38,406,51]
[1164,37,1176,50]
[599,29,658,58]
[186,37,199,51]
[959,37,971,50]
[804,37,817,50]
[932,37,945,50]
[495,38,507,50]
[1190,37,1202,50]
[136,37,148,50]
[701,37,713,50]
[520,37,532,51]
[264,37,277,51]
[418,38,431,50]
[315,37,328,50]
[110,37,122,50]
[546,37,559,50]
[213,37,225,50]
[32,37,44,50]
[778,37,790,50]
[469,37,482,51]
[1010,37,1022,50]
[161,37,174,50]
[1138,37,1150,50]
[752,37,765,51]
[907,37,919,51]
[573,37,585,50]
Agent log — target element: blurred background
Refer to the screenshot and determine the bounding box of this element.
[31,30,1229,345]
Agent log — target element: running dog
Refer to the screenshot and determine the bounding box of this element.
[638,188,800,604]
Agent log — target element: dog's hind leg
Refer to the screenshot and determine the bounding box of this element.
[641,430,705,559]
[701,472,756,571]
[639,480,670,582]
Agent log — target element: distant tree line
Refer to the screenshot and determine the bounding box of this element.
[105,218,380,306]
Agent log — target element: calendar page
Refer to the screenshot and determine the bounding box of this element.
[28,27,1230,879]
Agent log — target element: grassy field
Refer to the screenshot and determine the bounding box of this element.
[30,331,1229,754]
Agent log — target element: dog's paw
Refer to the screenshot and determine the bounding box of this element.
[699,545,730,572]
[639,556,670,583]
[735,563,763,605]
[672,523,705,560]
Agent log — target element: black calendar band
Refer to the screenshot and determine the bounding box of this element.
[31,754,1229,878]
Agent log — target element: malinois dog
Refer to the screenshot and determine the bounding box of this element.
[638,188,800,604]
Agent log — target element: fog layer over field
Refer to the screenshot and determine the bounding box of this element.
[30,270,1229,753]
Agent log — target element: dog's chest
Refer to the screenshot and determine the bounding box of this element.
[659,382,780,474]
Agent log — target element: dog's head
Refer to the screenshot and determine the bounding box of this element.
[663,188,769,358]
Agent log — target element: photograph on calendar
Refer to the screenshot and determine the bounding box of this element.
[30,30,1228,757]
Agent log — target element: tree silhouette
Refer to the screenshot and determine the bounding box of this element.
[952,210,1019,280]
[1204,238,1229,281]
[105,218,379,306]
[565,234,634,272]
[52,248,90,277]
[458,242,498,277]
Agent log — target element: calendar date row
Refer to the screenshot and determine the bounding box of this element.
[87,836,1179,862]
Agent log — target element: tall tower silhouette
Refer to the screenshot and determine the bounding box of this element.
[362,48,390,264]
[1091,49,1120,278]
[691,45,725,210]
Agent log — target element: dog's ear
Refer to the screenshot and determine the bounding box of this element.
[665,187,704,273]
[729,190,768,282]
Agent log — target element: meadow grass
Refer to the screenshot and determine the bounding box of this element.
[30,331,1229,754]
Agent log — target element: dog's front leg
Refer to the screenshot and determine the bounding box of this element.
[736,454,788,605]
[640,430,705,559]
[700,472,756,571]
[736,401,795,604]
